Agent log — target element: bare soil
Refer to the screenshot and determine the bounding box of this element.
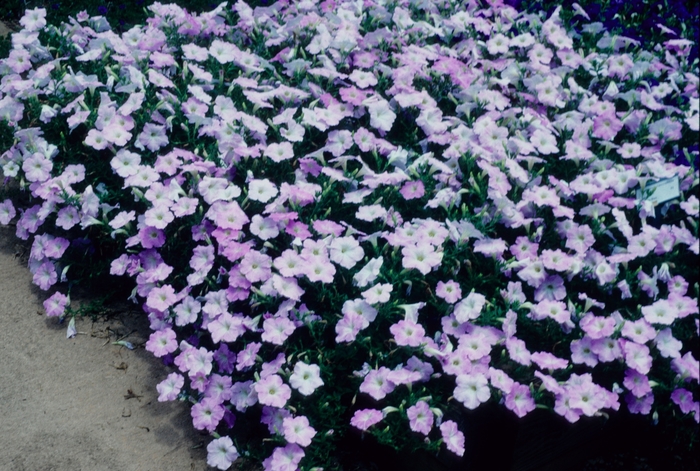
[0,225,211,471]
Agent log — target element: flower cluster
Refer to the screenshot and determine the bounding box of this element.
[0,1,698,469]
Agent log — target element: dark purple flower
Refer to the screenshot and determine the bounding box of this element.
[675,145,699,168]
[222,409,236,428]
[187,334,200,347]
[97,5,108,15]
[161,353,175,366]
[585,3,601,20]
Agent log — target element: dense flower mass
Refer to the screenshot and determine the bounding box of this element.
[0,0,698,469]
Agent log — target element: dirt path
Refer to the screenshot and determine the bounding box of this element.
[0,226,210,471]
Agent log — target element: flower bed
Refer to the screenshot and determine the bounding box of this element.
[0,1,698,470]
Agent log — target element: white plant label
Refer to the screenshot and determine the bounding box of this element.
[637,176,680,206]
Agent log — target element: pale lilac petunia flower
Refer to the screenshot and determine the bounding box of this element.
[359,367,396,400]
[399,181,425,200]
[157,372,184,402]
[191,397,225,432]
[146,284,178,312]
[454,291,487,323]
[44,291,69,317]
[137,123,169,152]
[282,415,316,447]
[0,199,17,225]
[623,341,653,375]
[255,374,292,408]
[145,328,178,357]
[436,280,462,304]
[505,383,536,417]
[33,261,57,290]
[350,409,383,431]
[439,420,465,456]
[406,401,434,435]
[289,362,324,396]
[390,320,426,347]
[261,317,297,345]
[329,236,364,269]
[264,444,304,471]
[206,436,239,470]
[454,373,490,410]
[335,311,366,343]
[248,178,279,203]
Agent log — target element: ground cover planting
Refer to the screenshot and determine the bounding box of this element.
[0,0,698,470]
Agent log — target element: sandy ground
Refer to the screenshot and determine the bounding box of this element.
[0,225,211,471]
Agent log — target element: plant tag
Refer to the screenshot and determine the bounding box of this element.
[637,176,680,206]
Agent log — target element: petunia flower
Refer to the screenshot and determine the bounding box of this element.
[236,342,262,371]
[329,236,364,269]
[506,337,532,366]
[622,341,653,375]
[401,243,443,275]
[359,367,396,400]
[350,409,383,431]
[530,129,559,155]
[439,420,465,456]
[531,352,569,371]
[348,69,378,89]
[33,261,58,290]
[355,204,387,222]
[191,397,225,432]
[406,401,434,435]
[136,123,169,152]
[282,416,316,447]
[592,111,624,141]
[289,362,324,396]
[567,381,606,417]
[621,319,657,344]
[264,444,304,471]
[102,124,132,147]
[335,312,366,343]
[364,96,396,133]
[44,291,69,317]
[436,280,462,304]
[362,283,392,304]
[145,327,178,357]
[22,154,52,182]
[505,383,536,418]
[641,299,677,325]
[390,320,426,347]
[0,199,17,225]
[399,180,426,200]
[680,195,699,217]
[453,292,486,323]
[254,374,292,409]
[579,313,616,339]
[670,389,698,415]
[626,392,654,415]
[206,437,239,471]
[157,372,184,402]
[454,373,490,410]
[261,317,296,345]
